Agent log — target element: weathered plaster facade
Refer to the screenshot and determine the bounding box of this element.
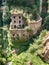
[10,14,24,29]
[28,17,42,34]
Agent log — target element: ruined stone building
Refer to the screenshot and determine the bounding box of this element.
[10,10,42,40]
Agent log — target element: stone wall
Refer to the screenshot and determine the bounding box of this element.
[10,17,42,40]
[10,29,29,40]
[28,17,42,34]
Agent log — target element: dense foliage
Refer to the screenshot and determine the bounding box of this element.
[6,0,34,7]
[6,30,49,65]
[0,29,6,65]
[0,0,49,65]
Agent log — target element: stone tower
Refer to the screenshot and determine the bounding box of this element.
[10,11,24,29]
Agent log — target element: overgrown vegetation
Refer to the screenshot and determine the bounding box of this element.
[6,30,49,65]
[0,0,49,65]
[0,29,6,65]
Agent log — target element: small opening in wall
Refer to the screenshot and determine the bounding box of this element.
[19,21,21,23]
[14,21,16,23]
[19,16,21,19]
[19,25,21,27]
[19,25,22,27]
[13,16,15,19]
[23,34,25,36]
[17,34,19,36]
[13,34,15,36]
[17,34,19,40]
[14,25,16,28]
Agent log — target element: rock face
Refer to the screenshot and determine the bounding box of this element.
[27,61,32,65]
[42,32,49,61]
